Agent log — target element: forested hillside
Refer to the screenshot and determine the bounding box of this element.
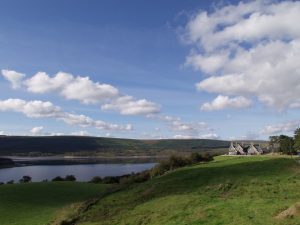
[0,136,230,156]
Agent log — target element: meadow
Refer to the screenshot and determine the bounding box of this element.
[0,182,111,225]
[0,155,299,225]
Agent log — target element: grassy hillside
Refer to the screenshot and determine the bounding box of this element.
[1,156,298,225]
[0,182,110,225]
[70,156,299,225]
[0,136,230,156]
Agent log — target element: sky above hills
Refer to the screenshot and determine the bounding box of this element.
[1,0,300,140]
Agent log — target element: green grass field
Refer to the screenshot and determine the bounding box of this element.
[0,182,110,225]
[75,156,300,225]
[0,156,299,225]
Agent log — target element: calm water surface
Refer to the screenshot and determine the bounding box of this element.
[0,163,156,182]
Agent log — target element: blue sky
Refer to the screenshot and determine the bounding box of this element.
[0,0,300,140]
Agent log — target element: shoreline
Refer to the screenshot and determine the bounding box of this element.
[0,155,163,168]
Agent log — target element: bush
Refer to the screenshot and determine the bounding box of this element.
[7,180,14,184]
[0,182,4,185]
[102,176,120,184]
[120,171,150,185]
[190,152,204,163]
[150,153,214,177]
[65,175,76,181]
[19,175,32,183]
[169,155,190,170]
[52,176,64,181]
[90,176,102,183]
[202,153,214,162]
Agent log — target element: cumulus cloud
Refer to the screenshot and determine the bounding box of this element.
[183,0,300,110]
[24,71,119,104]
[0,131,5,135]
[0,99,62,118]
[30,126,44,135]
[3,70,160,115]
[185,51,229,74]
[0,98,132,131]
[1,70,26,89]
[60,76,119,104]
[201,95,252,111]
[260,120,300,135]
[101,95,160,115]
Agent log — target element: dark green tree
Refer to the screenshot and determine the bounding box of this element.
[278,135,294,155]
[65,175,76,181]
[19,175,32,183]
[269,135,280,152]
[293,128,300,152]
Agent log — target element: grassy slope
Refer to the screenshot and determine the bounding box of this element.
[75,156,300,225]
[0,182,110,225]
[0,156,298,225]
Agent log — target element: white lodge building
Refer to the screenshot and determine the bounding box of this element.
[229,142,264,155]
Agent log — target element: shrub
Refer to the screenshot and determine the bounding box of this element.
[169,155,190,170]
[150,153,214,177]
[120,171,151,185]
[90,176,102,183]
[65,175,76,181]
[52,176,64,181]
[102,176,120,184]
[202,153,214,162]
[134,171,150,183]
[19,175,32,183]
[0,182,4,185]
[190,152,204,163]
[7,180,14,184]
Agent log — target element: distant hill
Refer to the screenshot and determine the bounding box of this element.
[0,136,230,157]
[0,157,15,168]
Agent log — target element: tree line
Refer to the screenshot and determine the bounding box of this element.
[269,128,300,155]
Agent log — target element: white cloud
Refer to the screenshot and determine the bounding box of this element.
[289,102,300,109]
[0,98,132,131]
[24,71,119,104]
[1,70,26,89]
[0,99,62,118]
[60,76,119,104]
[183,1,300,110]
[24,72,73,93]
[4,70,159,115]
[173,133,218,139]
[185,51,229,74]
[71,130,90,136]
[199,133,219,139]
[201,95,252,111]
[30,126,44,135]
[230,132,260,140]
[173,134,194,139]
[260,120,300,135]
[148,114,214,137]
[101,95,160,115]
[50,132,65,136]
[0,131,5,135]
[105,133,113,137]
